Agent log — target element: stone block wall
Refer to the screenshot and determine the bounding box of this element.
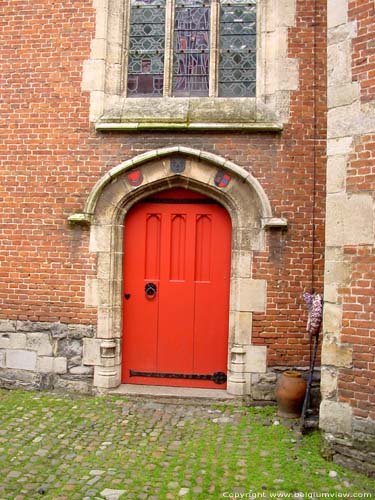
[0,320,95,393]
[321,0,375,476]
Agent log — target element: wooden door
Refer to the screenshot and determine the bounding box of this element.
[122,188,232,389]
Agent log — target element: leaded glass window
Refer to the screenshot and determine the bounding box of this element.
[173,0,210,97]
[219,0,256,97]
[127,0,166,96]
[125,0,256,98]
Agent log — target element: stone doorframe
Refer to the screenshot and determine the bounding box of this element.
[70,146,287,395]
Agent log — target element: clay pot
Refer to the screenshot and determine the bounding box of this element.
[275,370,307,418]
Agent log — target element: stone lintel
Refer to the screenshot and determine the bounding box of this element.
[95,122,283,132]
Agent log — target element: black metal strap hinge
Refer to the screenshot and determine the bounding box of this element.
[129,370,227,385]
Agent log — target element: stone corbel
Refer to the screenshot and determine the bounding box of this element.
[68,213,93,226]
[262,217,288,229]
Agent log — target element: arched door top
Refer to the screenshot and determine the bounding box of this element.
[68,147,276,225]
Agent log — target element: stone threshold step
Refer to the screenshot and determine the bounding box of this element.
[108,384,251,406]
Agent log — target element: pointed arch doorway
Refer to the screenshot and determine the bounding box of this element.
[121,187,232,389]
[74,147,283,396]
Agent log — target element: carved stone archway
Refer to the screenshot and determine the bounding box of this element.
[73,147,286,396]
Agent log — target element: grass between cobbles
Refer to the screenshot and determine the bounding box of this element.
[0,389,374,500]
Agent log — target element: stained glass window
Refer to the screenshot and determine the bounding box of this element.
[127,0,166,97]
[172,0,210,97]
[125,0,256,98]
[219,0,256,97]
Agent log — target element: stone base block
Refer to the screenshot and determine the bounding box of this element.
[250,372,277,401]
[54,377,93,395]
[227,374,247,396]
[333,452,375,478]
[319,400,353,435]
[94,365,121,388]
[0,368,39,390]
[323,431,375,478]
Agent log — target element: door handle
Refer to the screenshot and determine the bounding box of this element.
[145,282,157,298]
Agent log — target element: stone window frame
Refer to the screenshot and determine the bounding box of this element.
[69,146,287,395]
[82,0,299,129]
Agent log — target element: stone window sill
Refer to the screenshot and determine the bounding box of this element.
[95,97,283,132]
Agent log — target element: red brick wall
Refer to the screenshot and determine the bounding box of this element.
[252,0,327,367]
[339,247,375,420]
[0,1,327,368]
[349,0,375,103]
[0,1,97,324]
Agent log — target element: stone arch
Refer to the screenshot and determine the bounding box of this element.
[78,146,273,221]
[79,148,286,396]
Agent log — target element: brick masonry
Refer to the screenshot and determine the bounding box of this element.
[1,2,327,397]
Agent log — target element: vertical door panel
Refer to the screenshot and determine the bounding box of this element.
[122,207,160,382]
[169,214,187,281]
[195,214,212,282]
[157,212,195,373]
[122,188,232,388]
[145,214,161,280]
[193,206,232,376]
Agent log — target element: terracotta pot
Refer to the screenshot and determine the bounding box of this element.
[275,370,307,418]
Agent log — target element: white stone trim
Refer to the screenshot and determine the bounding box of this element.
[78,146,273,221]
[82,149,274,395]
[95,121,283,131]
[82,0,298,124]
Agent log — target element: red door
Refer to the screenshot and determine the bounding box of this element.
[122,188,232,389]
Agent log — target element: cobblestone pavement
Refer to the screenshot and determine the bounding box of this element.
[0,389,374,500]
